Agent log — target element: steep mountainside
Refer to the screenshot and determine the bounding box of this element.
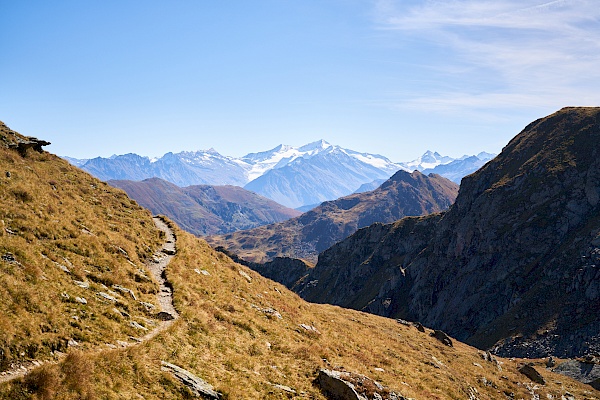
[295,107,600,359]
[0,121,163,373]
[109,177,300,236]
[208,170,459,264]
[4,121,595,399]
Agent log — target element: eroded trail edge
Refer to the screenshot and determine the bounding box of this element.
[0,216,179,384]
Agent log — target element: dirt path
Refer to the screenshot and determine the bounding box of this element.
[0,216,179,384]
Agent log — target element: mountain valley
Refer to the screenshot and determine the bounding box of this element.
[1,114,598,398]
[207,170,459,264]
[108,177,300,236]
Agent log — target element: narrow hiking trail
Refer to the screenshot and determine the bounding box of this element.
[0,216,179,384]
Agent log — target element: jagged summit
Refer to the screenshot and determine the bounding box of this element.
[297,139,332,152]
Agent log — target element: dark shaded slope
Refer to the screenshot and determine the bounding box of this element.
[298,107,600,358]
[207,170,458,264]
[109,178,300,236]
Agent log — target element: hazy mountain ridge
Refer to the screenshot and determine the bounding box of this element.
[207,170,459,264]
[292,107,600,359]
[108,177,300,236]
[66,141,494,208]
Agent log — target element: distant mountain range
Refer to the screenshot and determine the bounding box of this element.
[207,170,459,264]
[108,178,300,236]
[65,141,494,208]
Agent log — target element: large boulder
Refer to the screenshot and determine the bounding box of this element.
[315,369,408,400]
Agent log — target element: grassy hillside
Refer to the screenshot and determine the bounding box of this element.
[108,178,300,236]
[0,121,597,399]
[0,121,163,372]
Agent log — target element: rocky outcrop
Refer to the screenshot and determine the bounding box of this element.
[208,170,458,264]
[0,122,50,156]
[161,361,222,399]
[430,330,453,347]
[315,369,408,400]
[8,137,51,156]
[553,358,600,390]
[296,107,600,358]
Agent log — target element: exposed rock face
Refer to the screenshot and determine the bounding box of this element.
[296,107,600,358]
[553,359,600,390]
[208,170,458,264]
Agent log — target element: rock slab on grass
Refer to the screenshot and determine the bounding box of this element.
[518,364,545,385]
[430,330,453,347]
[161,361,222,399]
[316,369,409,400]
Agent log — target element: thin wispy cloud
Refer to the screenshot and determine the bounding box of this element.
[373,0,600,114]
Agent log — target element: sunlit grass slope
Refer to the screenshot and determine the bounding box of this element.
[0,121,162,370]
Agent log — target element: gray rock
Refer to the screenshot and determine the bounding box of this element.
[552,359,600,388]
[8,136,51,156]
[112,284,137,300]
[73,280,90,289]
[140,301,156,311]
[161,361,222,399]
[299,324,321,335]
[316,369,364,400]
[75,297,87,305]
[430,330,453,347]
[315,369,408,400]
[269,383,296,394]
[1,252,16,262]
[129,321,148,331]
[518,364,545,385]
[96,292,117,302]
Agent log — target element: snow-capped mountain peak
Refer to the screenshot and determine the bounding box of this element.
[65,140,494,208]
[297,139,332,153]
[402,150,454,171]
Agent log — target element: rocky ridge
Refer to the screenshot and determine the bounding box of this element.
[207,170,458,264]
[294,107,600,359]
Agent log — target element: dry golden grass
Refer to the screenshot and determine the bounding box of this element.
[0,122,598,399]
[0,122,162,371]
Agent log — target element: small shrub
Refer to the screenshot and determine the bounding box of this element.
[12,189,33,203]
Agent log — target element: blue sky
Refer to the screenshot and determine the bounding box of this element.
[1,0,599,161]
